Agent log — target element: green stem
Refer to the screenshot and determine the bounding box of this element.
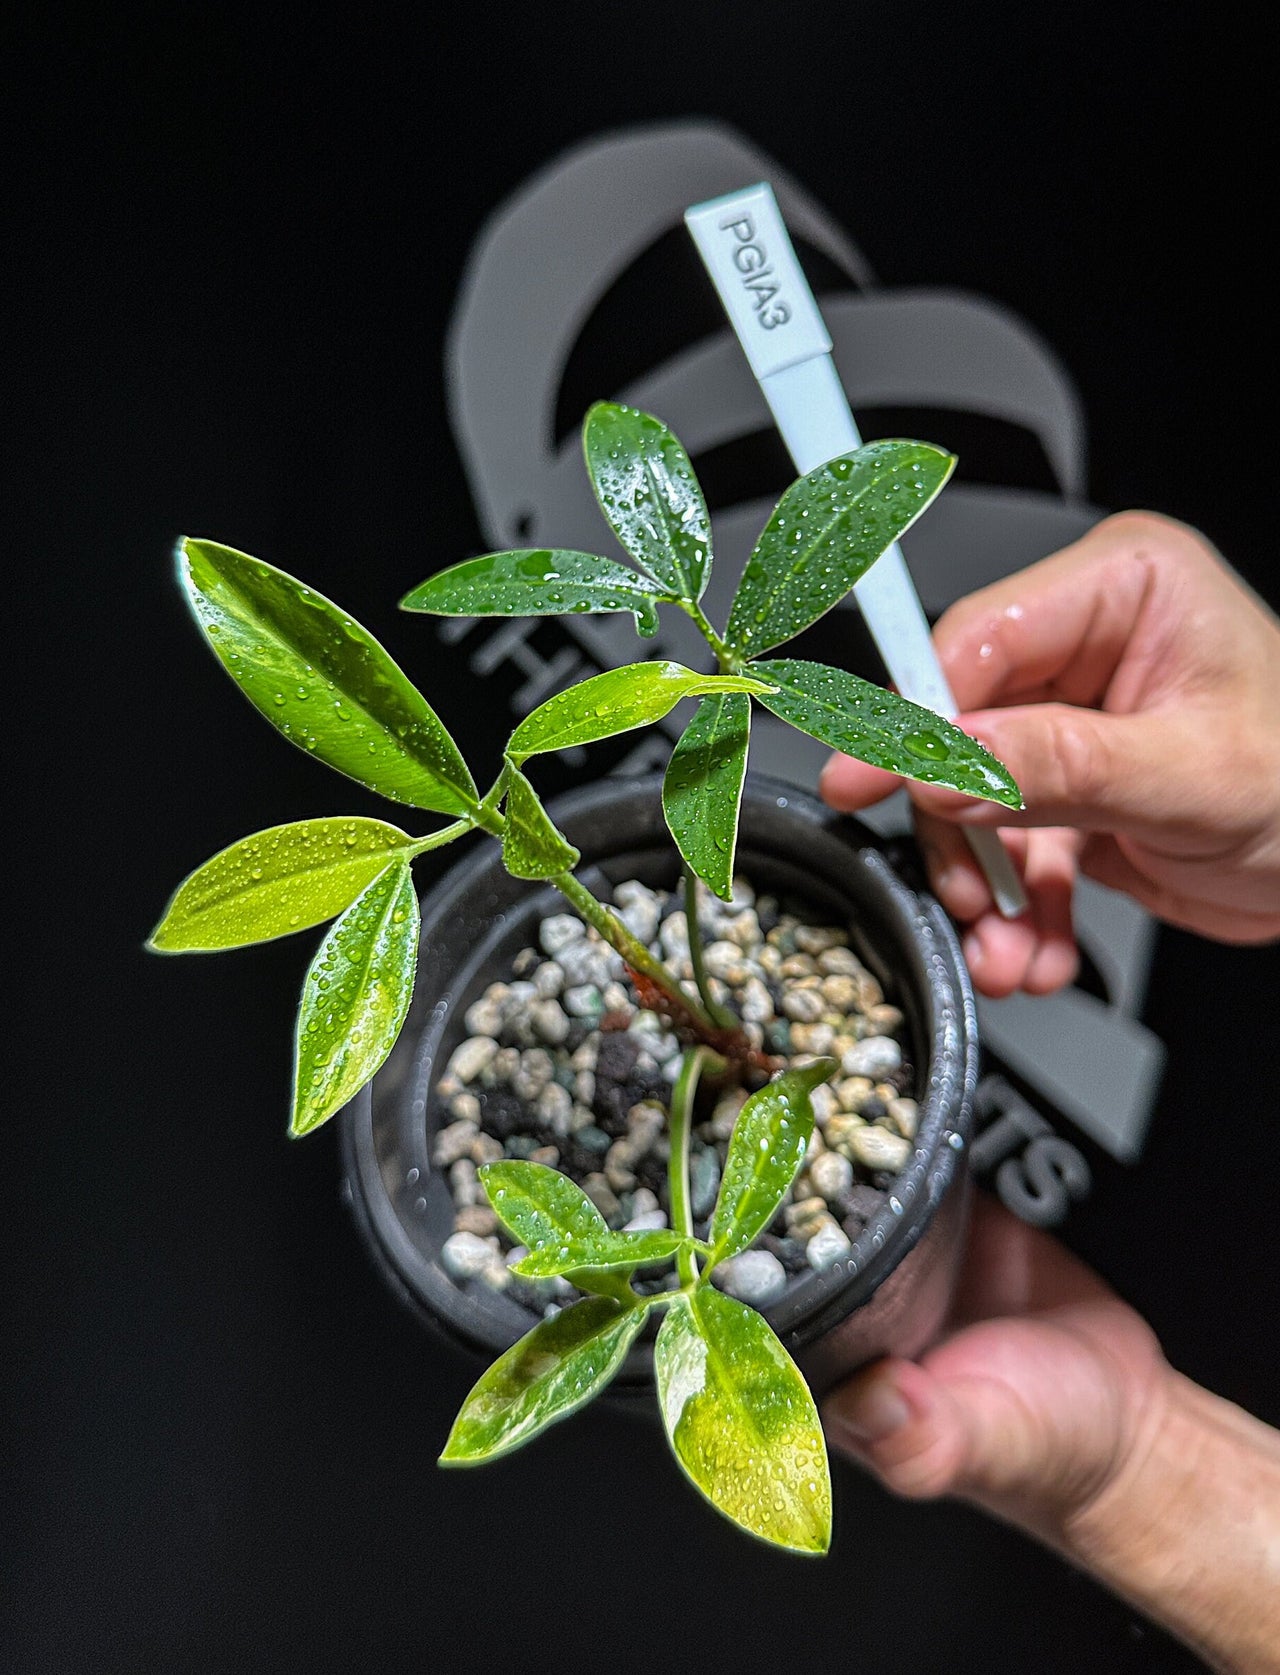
[408,818,472,857]
[678,599,741,673]
[473,770,731,1040]
[669,1046,723,1285]
[551,869,721,1035]
[683,869,737,1031]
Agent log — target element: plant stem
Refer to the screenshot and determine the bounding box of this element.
[472,774,737,1045]
[550,868,721,1035]
[683,869,738,1031]
[408,819,473,857]
[678,599,741,673]
[669,1045,722,1286]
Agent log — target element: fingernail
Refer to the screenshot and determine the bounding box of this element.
[962,931,984,972]
[827,1381,910,1444]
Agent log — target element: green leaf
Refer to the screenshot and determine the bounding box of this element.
[481,1162,687,1276]
[583,403,712,602]
[501,763,581,880]
[724,441,955,658]
[709,1060,836,1262]
[752,658,1023,807]
[506,663,772,764]
[290,860,419,1136]
[655,1288,831,1553]
[178,538,478,815]
[440,1296,648,1464]
[400,549,666,638]
[662,693,751,902]
[514,1231,686,1279]
[148,817,426,951]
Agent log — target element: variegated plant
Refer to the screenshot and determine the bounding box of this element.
[151,403,1020,1553]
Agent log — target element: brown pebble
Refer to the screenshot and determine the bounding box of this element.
[454,1204,499,1237]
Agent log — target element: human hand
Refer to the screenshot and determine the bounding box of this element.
[822,1194,1280,1671]
[821,1192,1168,1543]
[820,513,1280,996]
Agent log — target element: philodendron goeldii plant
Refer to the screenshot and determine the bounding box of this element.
[151,402,1021,1554]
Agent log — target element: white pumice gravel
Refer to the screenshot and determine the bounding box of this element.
[434,877,913,1315]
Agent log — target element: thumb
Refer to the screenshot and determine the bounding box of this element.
[822,1354,1064,1507]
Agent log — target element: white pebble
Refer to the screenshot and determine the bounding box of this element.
[842,1037,903,1078]
[432,1120,479,1167]
[850,1126,911,1173]
[441,1232,498,1280]
[623,1208,669,1232]
[806,1219,853,1271]
[781,988,826,1023]
[888,1097,919,1140]
[530,1000,570,1045]
[659,911,689,960]
[703,941,748,982]
[539,914,585,955]
[809,1083,837,1128]
[716,1249,788,1306]
[447,1036,499,1084]
[739,976,774,1024]
[795,924,848,954]
[535,1081,573,1135]
[808,1150,853,1202]
[464,995,505,1037]
[720,907,762,949]
[613,880,662,945]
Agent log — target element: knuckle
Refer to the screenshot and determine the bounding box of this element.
[1044,708,1111,809]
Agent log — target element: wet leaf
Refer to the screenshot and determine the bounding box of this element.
[724,442,954,658]
[753,658,1023,807]
[440,1296,648,1463]
[655,1288,831,1553]
[148,817,425,951]
[505,663,772,764]
[583,403,711,602]
[501,763,580,880]
[400,549,666,638]
[709,1060,837,1262]
[178,538,477,814]
[662,693,750,902]
[290,860,419,1136]
[481,1162,687,1276]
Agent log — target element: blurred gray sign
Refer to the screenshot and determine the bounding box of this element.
[443,120,1166,1210]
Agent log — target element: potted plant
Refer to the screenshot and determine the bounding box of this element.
[149,402,1020,1554]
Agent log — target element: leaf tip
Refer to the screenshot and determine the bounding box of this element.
[288,1106,328,1140]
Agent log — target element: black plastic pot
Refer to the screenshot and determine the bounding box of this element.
[340,773,978,1399]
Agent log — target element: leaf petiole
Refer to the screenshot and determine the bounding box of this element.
[668,1045,724,1287]
[675,597,741,674]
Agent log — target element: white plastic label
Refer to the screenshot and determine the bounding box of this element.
[684,184,831,379]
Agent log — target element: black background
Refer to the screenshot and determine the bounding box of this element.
[9,5,1279,1672]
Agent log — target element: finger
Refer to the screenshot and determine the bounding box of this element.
[819,751,904,812]
[888,704,1211,842]
[821,1350,1064,1505]
[915,821,1079,997]
[914,810,1013,924]
[1019,829,1080,994]
[932,513,1167,713]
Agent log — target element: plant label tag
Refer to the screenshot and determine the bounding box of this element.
[687,183,1028,921]
[684,184,832,379]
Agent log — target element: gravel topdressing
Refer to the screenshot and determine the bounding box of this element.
[431,875,920,1314]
